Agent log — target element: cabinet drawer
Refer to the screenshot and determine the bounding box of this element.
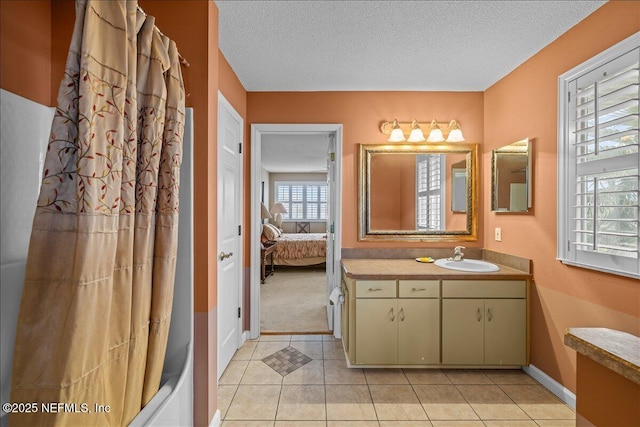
[399,280,439,298]
[442,280,526,298]
[356,280,396,298]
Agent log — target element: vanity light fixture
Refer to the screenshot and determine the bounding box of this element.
[388,119,406,142]
[407,119,425,142]
[426,119,445,142]
[446,119,465,142]
[380,119,465,143]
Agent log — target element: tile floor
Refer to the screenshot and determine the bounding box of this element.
[219,334,576,427]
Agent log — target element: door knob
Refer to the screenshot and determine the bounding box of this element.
[219,251,233,261]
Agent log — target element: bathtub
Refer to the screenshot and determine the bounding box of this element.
[0,263,27,427]
[0,91,194,426]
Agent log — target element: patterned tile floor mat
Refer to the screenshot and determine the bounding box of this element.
[262,346,312,376]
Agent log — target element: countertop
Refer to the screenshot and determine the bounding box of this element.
[341,258,532,280]
[564,327,640,386]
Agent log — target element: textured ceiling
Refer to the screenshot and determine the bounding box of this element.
[216,0,606,91]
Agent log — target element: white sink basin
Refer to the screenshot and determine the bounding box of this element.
[434,258,500,272]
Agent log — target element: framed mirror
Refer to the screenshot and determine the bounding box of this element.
[491,138,532,212]
[359,143,478,242]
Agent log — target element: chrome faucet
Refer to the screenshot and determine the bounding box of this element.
[451,246,466,261]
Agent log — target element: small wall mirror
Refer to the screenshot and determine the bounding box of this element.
[359,143,478,242]
[491,137,532,212]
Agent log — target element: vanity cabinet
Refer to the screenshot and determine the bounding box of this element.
[350,279,440,365]
[442,280,527,366]
[340,259,530,368]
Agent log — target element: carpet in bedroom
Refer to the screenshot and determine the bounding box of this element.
[260,266,330,333]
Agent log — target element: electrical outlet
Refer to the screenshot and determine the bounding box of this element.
[495,227,502,241]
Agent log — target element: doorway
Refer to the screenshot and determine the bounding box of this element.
[250,124,343,339]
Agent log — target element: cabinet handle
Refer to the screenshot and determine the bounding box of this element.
[390,308,396,321]
[368,287,383,292]
[477,307,483,321]
[411,287,427,292]
[399,307,405,322]
[487,307,493,322]
[219,251,233,261]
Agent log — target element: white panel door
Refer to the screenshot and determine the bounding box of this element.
[217,93,243,379]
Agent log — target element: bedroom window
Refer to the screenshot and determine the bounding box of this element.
[275,181,327,221]
[416,154,445,230]
[558,33,639,279]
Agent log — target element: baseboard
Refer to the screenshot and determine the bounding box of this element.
[209,409,221,427]
[260,331,333,335]
[524,364,576,409]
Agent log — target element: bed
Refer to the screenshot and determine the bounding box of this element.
[262,224,327,266]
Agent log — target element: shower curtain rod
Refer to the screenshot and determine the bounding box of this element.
[137,5,190,68]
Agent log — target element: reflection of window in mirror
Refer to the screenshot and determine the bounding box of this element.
[451,160,467,213]
[416,154,445,230]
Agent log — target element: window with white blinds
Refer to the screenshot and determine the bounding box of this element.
[275,181,327,221]
[416,154,445,230]
[558,33,639,279]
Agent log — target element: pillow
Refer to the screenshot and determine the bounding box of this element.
[262,223,280,241]
[270,223,283,237]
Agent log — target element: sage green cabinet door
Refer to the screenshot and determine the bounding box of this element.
[355,298,397,364]
[398,299,440,364]
[442,299,484,365]
[485,299,526,365]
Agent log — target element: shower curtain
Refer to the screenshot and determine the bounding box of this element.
[9,1,185,425]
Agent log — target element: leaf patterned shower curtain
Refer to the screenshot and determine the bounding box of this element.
[9,1,185,425]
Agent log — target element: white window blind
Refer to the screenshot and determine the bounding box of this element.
[558,33,639,279]
[275,181,327,221]
[416,154,445,230]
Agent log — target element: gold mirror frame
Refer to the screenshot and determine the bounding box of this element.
[359,143,479,242]
[491,138,532,213]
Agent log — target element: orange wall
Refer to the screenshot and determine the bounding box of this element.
[484,0,640,393]
[247,91,485,248]
[0,1,52,106]
[219,50,247,118]
[50,1,74,105]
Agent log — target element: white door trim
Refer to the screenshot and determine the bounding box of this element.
[217,91,244,376]
[250,123,343,339]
